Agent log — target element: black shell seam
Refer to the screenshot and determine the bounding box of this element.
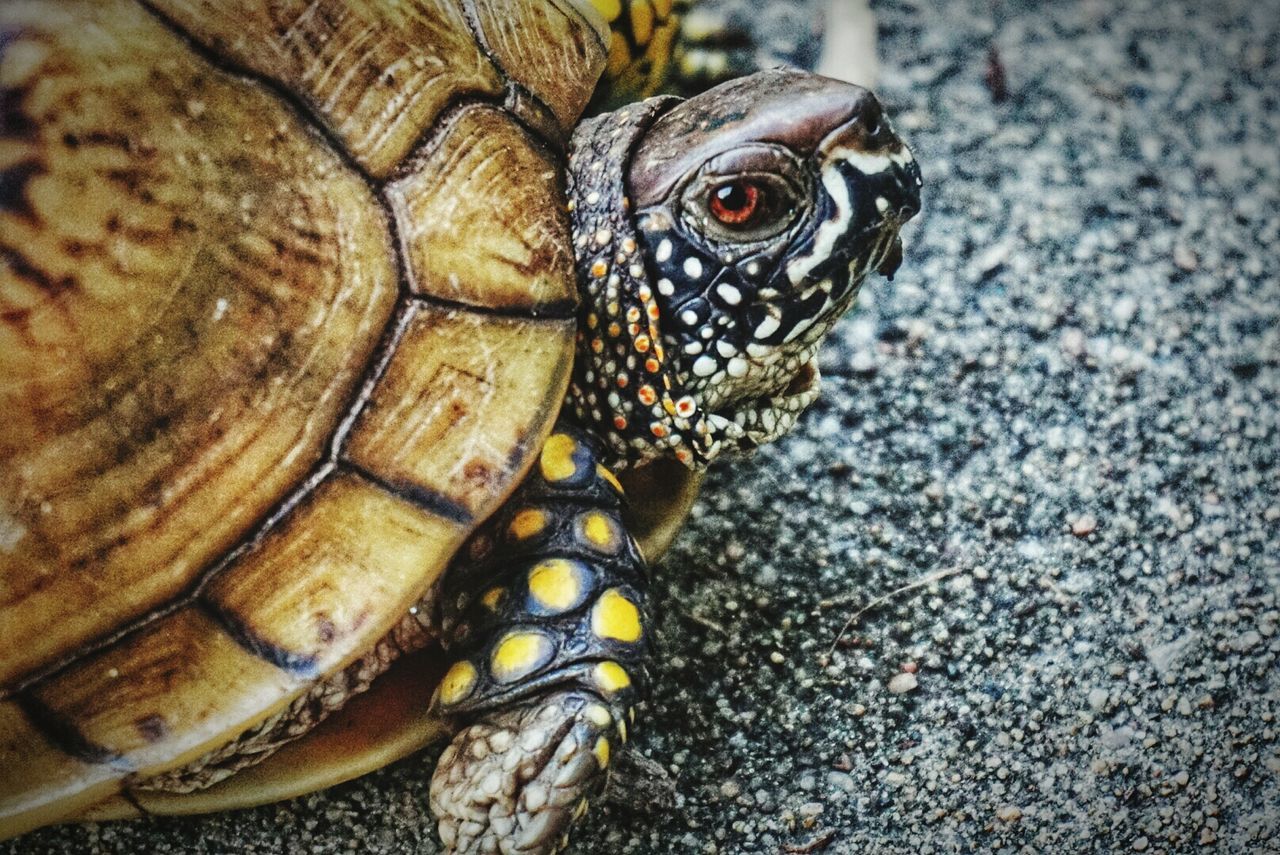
[0,2,583,701]
[15,693,124,770]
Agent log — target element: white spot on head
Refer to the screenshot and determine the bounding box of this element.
[753,315,780,339]
[715,341,737,358]
[875,196,890,213]
[655,239,672,263]
[783,315,814,344]
[680,309,699,326]
[745,261,760,277]
[785,161,853,286]
[683,257,703,279]
[716,283,742,306]
[683,341,703,354]
[841,148,894,175]
[658,278,675,296]
[692,355,718,377]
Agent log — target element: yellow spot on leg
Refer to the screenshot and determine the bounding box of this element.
[596,463,624,494]
[438,661,478,707]
[578,510,620,552]
[540,433,580,483]
[630,0,655,45]
[606,30,631,80]
[592,736,611,769]
[592,0,622,22]
[591,588,643,643]
[480,587,505,611]
[592,660,631,695]
[585,703,613,728]
[528,558,589,614]
[508,507,547,540]
[491,631,554,683]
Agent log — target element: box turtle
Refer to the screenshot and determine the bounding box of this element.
[0,1,921,851]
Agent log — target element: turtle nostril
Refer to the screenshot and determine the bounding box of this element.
[861,99,884,138]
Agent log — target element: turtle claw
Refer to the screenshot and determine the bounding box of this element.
[431,692,617,855]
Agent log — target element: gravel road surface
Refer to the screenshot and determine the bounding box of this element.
[8,0,1278,852]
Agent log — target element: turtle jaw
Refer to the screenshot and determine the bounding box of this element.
[700,356,822,455]
[682,214,906,437]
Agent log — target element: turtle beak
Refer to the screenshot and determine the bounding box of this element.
[813,88,922,228]
[799,83,919,287]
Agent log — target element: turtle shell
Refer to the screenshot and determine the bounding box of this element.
[0,0,624,837]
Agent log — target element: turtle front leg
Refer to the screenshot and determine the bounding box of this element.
[429,424,648,855]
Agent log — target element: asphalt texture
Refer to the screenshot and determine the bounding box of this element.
[8,0,1279,852]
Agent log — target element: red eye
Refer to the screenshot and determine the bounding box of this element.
[709,182,760,225]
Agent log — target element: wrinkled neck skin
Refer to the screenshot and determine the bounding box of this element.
[563,93,909,472]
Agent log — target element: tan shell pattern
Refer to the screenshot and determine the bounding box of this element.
[0,0,607,837]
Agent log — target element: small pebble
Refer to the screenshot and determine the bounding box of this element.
[1071,514,1098,536]
[888,672,919,694]
[1173,245,1199,271]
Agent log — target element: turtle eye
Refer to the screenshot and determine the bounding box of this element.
[689,172,800,246]
[675,145,808,250]
[709,181,761,226]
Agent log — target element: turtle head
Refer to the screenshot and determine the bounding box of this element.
[567,69,921,468]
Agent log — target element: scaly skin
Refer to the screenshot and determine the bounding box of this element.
[430,425,643,854]
[430,70,920,854]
